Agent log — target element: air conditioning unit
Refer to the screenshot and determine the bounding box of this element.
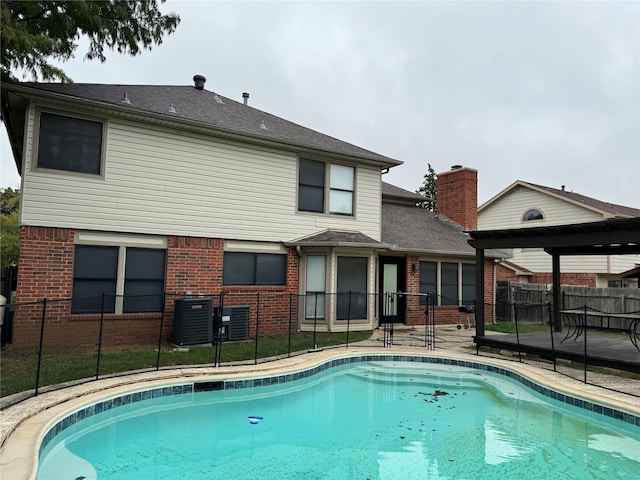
[222,305,250,341]
[174,298,213,345]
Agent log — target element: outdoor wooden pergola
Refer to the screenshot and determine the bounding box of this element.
[468,216,640,336]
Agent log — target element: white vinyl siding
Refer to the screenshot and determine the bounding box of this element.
[20,105,383,242]
[478,187,602,230]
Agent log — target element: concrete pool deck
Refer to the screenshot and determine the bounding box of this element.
[2,326,639,480]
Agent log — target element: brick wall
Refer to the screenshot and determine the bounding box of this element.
[404,257,495,326]
[436,166,478,231]
[495,263,522,283]
[11,227,300,350]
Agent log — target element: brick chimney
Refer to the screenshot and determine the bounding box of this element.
[436,165,478,231]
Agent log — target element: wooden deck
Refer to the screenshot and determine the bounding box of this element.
[474,332,640,374]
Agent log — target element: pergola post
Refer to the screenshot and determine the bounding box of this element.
[552,253,561,332]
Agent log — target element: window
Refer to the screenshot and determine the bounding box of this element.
[305,255,326,319]
[72,245,166,314]
[419,261,475,306]
[123,248,166,313]
[441,262,459,305]
[419,261,437,305]
[298,159,354,215]
[522,209,544,221]
[72,245,118,314]
[37,111,104,175]
[329,164,354,215]
[223,252,287,286]
[462,263,476,305]
[337,256,368,319]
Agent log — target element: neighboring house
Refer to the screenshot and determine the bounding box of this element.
[1,77,495,349]
[478,181,640,287]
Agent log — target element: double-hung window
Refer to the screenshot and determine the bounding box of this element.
[72,244,166,314]
[298,159,354,215]
[36,111,105,176]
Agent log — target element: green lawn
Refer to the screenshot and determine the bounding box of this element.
[0,331,372,398]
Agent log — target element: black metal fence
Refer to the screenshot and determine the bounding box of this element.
[476,302,640,397]
[0,291,437,404]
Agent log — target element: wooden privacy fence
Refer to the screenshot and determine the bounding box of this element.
[496,282,640,326]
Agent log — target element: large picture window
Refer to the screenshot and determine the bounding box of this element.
[337,256,368,320]
[37,111,104,175]
[298,159,354,215]
[223,252,287,286]
[72,245,166,314]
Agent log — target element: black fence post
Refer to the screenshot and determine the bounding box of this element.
[254,292,260,365]
[547,302,557,372]
[514,302,522,363]
[34,298,47,396]
[215,292,225,367]
[155,292,167,371]
[583,304,588,383]
[345,290,352,348]
[287,293,293,358]
[312,292,318,350]
[95,293,106,379]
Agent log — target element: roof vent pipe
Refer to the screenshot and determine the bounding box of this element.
[243,92,250,105]
[193,74,206,90]
[561,185,565,191]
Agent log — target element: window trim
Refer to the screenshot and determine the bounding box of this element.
[33,108,108,178]
[297,157,356,216]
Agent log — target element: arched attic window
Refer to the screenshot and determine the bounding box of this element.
[522,208,544,221]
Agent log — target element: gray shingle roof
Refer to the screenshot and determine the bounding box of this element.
[522,182,640,217]
[286,229,384,247]
[13,81,402,166]
[382,203,477,256]
[381,182,425,205]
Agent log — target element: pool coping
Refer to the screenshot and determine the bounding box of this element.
[2,346,640,480]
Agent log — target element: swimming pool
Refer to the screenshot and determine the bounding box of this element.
[36,355,640,480]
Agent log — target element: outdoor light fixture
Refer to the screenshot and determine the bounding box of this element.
[412,263,417,273]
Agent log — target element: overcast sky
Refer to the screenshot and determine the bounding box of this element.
[1,0,639,207]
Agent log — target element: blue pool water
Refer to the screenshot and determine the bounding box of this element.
[38,360,639,480]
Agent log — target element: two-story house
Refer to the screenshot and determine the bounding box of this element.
[478,181,640,287]
[2,76,495,349]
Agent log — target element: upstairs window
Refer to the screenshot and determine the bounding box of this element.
[36,111,105,176]
[298,159,354,215]
[522,209,544,221]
